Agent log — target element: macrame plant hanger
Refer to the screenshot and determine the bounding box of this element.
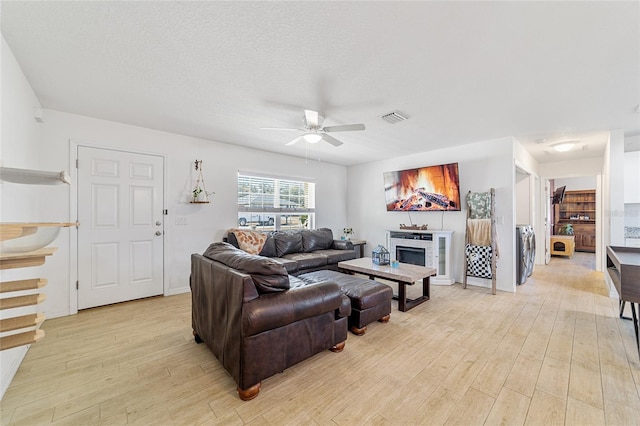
[191,159,212,203]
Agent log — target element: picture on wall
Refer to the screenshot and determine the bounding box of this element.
[383,162,461,211]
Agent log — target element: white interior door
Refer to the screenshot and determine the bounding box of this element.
[77,147,164,310]
[544,179,551,264]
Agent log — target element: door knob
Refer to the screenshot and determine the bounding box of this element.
[155,231,162,236]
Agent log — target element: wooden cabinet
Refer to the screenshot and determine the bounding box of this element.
[555,190,596,253]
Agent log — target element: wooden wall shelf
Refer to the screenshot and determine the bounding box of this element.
[0,247,57,270]
[0,313,45,332]
[0,278,47,293]
[0,330,45,351]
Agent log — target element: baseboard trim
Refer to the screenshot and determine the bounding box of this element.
[167,286,190,296]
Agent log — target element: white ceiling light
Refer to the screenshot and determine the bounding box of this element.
[552,141,577,152]
[303,133,323,144]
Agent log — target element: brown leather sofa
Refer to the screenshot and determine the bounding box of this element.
[226,228,357,274]
[191,242,350,400]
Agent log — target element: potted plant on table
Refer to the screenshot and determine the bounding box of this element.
[558,223,574,236]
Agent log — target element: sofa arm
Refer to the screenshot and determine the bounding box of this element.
[337,294,351,318]
[331,240,354,250]
[242,282,346,336]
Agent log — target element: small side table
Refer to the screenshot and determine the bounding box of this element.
[550,235,575,258]
[349,239,366,258]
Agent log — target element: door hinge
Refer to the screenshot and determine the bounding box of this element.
[76,281,79,290]
[163,209,168,215]
[75,159,79,169]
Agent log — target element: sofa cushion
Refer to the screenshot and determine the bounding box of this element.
[301,228,334,252]
[230,229,267,255]
[259,233,277,257]
[270,257,299,274]
[281,252,328,270]
[203,242,289,293]
[298,270,393,311]
[273,231,303,257]
[314,249,357,264]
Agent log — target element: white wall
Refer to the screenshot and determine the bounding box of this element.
[625,204,640,228]
[603,131,626,296]
[554,176,596,191]
[516,172,531,225]
[624,151,640,203]
[36,109,348,317]
[538,157,603,179]
[607,130,626,246]
[347,137,516,293]
[0,36,46,399]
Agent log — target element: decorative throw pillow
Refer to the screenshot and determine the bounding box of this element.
[231,229,267,255]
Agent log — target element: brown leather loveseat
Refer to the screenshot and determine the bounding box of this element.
[191,242,350,400]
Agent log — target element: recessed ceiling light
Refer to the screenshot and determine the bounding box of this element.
[551,141,577,152]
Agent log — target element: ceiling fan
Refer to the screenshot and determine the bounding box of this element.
[261,109,365,147]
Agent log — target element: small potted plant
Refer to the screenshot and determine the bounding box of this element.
[192,186,204,202]
[343,227,354,240]
[558,223,574,236]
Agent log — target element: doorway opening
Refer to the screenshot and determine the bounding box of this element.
[548,175,599,272]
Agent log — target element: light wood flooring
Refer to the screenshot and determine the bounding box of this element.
[2,252,639,425]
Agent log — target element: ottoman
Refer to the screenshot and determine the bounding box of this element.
[298,270,392,335]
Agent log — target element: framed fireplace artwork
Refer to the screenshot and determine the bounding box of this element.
[383,162,461,212]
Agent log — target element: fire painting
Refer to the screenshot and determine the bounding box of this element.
[383,162,461,211]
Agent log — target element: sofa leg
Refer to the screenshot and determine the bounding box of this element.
[193,330,203,344]
[238,382,261,401]
[378,314,391,323]
[330,341,346,352]
[350,325,367,336]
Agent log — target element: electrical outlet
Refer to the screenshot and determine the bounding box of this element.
[496,216,504,225]
[175,216,187,226]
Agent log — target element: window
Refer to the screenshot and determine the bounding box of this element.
[237,173,315,230]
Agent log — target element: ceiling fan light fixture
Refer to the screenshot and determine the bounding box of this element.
[552,142,576,152]
[303,133,322,144]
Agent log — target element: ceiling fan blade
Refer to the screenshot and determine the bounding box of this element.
[304,110,320,128]
[322,134,343,147]
[260,127,301,131]
[285,136,304,146]
[322,123,365,132]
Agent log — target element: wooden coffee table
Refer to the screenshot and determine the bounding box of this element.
[338,257,436,312]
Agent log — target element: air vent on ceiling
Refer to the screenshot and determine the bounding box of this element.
[381,111,408,124]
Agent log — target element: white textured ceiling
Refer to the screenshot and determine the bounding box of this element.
[2,1,639,166]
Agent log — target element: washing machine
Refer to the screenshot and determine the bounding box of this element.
[526,230,536,277]
[516,225,535,284]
